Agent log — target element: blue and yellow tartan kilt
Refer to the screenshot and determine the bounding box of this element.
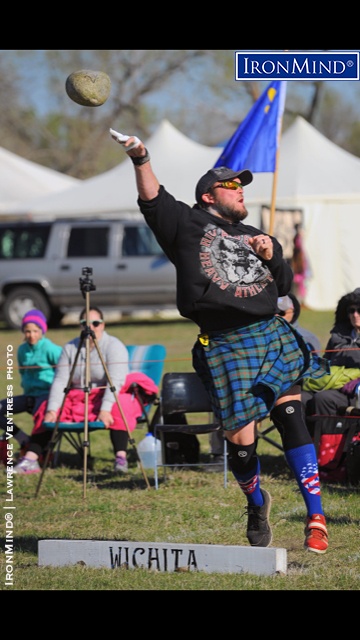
[192,315,329,431]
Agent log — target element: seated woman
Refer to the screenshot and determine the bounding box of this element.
[302,287,360,434]
[13,306,158,475]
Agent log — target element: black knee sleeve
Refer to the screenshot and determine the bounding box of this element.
[227,440,258,474]
[270,400,312,450]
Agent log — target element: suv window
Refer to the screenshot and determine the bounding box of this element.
[122,226,164,257]
[0,225,51,259]
[67,227,109,257]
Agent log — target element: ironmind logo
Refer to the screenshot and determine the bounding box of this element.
[235,51,359,81]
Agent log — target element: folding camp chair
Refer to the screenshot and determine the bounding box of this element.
[43,344,166,466]
[126,344,166,429]
[152,372,228,489]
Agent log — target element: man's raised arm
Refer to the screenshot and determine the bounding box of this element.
[109,128,160,201]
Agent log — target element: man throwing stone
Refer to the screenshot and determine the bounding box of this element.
[110,128,329,554]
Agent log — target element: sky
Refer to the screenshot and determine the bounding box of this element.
[3,49,360,120]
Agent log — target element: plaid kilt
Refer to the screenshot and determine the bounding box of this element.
[192,315,329,431]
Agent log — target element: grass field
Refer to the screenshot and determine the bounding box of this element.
[1,310,359,591]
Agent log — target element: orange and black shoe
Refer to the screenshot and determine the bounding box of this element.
[304,514,328,554]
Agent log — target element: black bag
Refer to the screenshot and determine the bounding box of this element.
[161,413,200,464]
[346,436,360,485]
[313,413,360,484]
[150,407,200,464]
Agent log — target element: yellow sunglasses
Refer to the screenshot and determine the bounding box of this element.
[213,181,243,191]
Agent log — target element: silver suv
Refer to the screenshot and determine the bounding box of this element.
[0,216,176,329]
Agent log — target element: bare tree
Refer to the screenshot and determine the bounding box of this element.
[0,50,359,179]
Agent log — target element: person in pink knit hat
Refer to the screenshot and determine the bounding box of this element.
[0,309,62,464]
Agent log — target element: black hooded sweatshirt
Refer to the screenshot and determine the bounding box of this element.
[138,186,293,332]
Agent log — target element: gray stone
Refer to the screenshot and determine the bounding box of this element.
[65,70,111,107]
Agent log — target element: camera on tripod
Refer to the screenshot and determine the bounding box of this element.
[79,266,96,298]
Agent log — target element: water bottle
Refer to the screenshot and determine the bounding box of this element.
[137,433,162,469]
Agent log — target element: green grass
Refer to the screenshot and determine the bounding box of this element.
[1,311,360,591]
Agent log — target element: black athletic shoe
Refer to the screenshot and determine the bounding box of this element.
[245,489,272,547]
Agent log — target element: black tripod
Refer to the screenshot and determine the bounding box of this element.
[35,267,151,499]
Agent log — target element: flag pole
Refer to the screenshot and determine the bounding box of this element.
[268,146,281,236]
[268,79,287,236]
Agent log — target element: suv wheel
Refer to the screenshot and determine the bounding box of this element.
[3,287,51,330]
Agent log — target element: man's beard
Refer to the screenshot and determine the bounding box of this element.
[211,202,248,223]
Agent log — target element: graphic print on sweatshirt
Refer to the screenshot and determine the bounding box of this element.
[199,225,273,299]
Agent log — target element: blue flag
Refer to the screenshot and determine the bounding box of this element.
[214,81,287,173]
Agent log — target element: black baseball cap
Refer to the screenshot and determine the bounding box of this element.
[195,166,253,205]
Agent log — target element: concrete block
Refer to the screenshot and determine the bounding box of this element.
[38,539,287,575]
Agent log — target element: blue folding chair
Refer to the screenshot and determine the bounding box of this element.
[127,344,166,387]
[126,344,166,429]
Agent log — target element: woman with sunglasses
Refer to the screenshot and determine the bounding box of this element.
[110,129,330,554]
[13,306,131,475]
[303,287,360,432]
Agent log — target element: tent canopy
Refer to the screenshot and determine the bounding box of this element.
[244,117,360,311]
[245,115,360,203]
[5,120,222,217]
[0,145,80,212]
[3,117,360,312]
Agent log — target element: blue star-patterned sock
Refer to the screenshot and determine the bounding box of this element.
[285,443,324,516]
[231,457,264,506]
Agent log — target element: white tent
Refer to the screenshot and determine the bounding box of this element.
[0,145,80,212]
[5,117,360,311]
[244,117,360,311]
[4,120,222,217]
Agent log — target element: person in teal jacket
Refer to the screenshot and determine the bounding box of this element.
[0,309,62,453]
